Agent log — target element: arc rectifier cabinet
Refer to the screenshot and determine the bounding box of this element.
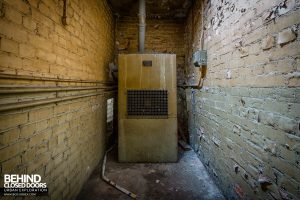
[118,54,177,162]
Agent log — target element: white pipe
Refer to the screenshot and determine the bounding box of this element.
[138,0,146,53]
[101,146,137,199]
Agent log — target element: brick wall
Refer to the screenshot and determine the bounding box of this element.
[186,0,300,199]
[116,17,189,140]
[0,0,115,199]
[0,0,114,80]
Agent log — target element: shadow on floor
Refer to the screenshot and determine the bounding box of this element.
[76,147,225,200]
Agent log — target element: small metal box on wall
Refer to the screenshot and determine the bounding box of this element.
[192,50,207,67]
[118,54,177,162]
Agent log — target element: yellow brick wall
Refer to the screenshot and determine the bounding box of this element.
[0,94,114,199]
[0,0,115,199]
[186,0,300,199]
[0,0,114,81]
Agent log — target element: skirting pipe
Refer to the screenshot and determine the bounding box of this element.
[101,146,137,199]
[138,0,146,53]
[0,90,115,112]
[0,86,117,94]
[0,74,115,85]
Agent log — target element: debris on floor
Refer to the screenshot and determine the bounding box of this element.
[77,148,225,200]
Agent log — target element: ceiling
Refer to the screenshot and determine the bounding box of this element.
[107,0,194,19]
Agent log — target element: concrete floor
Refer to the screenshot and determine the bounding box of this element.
[77,148,225,200]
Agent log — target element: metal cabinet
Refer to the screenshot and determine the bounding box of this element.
[118,54,177,162]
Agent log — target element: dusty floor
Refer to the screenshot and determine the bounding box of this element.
[76,147,225,200]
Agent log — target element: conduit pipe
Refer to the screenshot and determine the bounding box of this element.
[138,0,146,53]
[0,74,115,85]
[183,0,206,89]
[62,0,68,25]
[0,86,116,94]
[101,146,137,199]
[196,0,206,89]
[0,90,115,112]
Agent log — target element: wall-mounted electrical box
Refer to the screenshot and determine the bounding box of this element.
[192,50,207,67]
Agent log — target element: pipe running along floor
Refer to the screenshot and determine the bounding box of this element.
[77,147,225,200]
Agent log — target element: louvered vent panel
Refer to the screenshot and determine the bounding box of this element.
[127,90,168,117]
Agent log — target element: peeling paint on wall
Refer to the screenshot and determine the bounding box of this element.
[186,0,299,198]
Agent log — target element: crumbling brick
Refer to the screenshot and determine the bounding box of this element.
[277,28,297,45]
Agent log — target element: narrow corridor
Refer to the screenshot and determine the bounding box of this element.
[0,0,299,199]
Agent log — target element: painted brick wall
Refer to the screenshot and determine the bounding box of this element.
[0,0,115,199]
[186,0,300,199]
[116,17,189,140]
